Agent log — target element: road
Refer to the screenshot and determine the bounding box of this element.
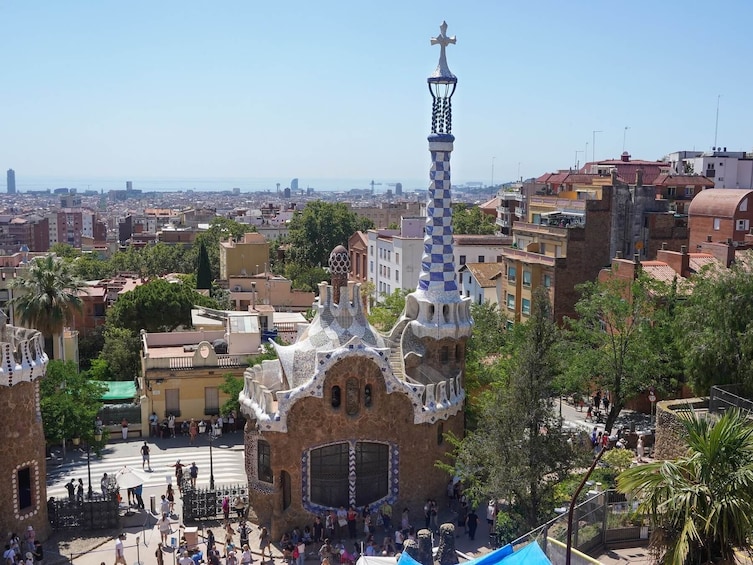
[46,431,246,501]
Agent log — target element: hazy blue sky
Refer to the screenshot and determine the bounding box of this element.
[2,1,752,190]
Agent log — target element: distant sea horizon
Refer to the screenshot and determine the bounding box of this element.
[3,175,438,194]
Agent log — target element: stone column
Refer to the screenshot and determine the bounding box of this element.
[437,523,459,565]
[417,529,434,565]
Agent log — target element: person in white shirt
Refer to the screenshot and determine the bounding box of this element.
[178,551,194,565]
[157,513,172,544]
[114,533,127,565]
[240,544,254,565]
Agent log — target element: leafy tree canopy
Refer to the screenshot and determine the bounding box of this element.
[40,360,106,444]
[677,252,753,395]
[9,255,85,339]
[445,288,584,533]
[368,289,408,332]
[107,278,217,334]
[452,203,496,235]
[564,274,677,433]
[98,325,142,380]
[286,201,373,269]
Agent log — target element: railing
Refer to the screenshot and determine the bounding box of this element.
[181,480,249,522]
[48,490,120,530]
[144,354,249,370]
[510,489,651,563]
[709,384,753,415]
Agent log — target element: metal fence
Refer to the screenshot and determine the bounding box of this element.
[181,480,249,523]
[510,489,647,561]
[709,384,753,415]
[48,494,120,530]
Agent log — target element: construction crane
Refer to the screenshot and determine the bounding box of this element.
[370,180,382,194]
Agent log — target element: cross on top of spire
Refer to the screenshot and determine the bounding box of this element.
[430,21,456,81]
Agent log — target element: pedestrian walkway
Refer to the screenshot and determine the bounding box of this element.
[47,436,246,501]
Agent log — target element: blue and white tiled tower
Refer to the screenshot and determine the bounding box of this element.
[404,22,472,341]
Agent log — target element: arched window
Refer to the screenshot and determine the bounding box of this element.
[364,384,373,408]
[257,440,273,483]
[331,386,341,409]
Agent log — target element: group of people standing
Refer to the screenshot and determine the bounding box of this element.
[3,529,42,565]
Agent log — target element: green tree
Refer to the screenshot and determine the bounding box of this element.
[286,201,373,269]
[107,278,217,334]
[446,288,579,530]
[196,240,212,289]
[565,275,674,433]
[40,360,106,446]
[98,326,142,380]
[219,374,244,417]
[9,255,86,357]
[78,325,106,371]
[50,243,82,260]
[283,263,329,293]
[452,203,496,235]
[618,409,753,565]
[368,289,408,331]
[677,253,753,394]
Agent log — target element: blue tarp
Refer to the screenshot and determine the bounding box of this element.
[397,541,550,565]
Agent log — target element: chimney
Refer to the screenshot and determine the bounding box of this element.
[633,253,640,264]
[636,168,644,187]
[611,169,619,185]
[661,242,667,250]
[680,245,689,276]
[615,251,623,259]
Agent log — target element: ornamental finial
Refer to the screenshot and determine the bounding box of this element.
[430,21,456,80]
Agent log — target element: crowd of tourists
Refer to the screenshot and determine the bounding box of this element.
[3,528,43,565]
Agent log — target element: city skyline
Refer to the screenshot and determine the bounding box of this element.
[2,1,752,189]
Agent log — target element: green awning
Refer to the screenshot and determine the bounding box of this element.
[100,381,137,401]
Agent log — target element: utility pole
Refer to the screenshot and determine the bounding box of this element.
[574,150,584,170]
[622,126,630,153]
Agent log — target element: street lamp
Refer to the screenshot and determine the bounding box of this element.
[197,420,216,490]
[87,425,103,500]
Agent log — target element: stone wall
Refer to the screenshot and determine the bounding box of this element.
[0,381,49,538]
[653,397,708,460]
[245,355,463,537]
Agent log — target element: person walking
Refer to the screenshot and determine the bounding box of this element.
[637,435,645,463]
[157,513,172,544]
[141,441,152,471]
[121,418,129,440]
[114,533,127,565]
[466,508,479,541]
[168,414,176,438]
[166,484,175,513]
[155,542,165,565]
[189,462,199,488]
[259,526,272,562]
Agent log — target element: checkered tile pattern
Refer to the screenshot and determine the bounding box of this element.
[418,150,458,292]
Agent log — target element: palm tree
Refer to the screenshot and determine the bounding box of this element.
[617,409,753,565]
[9,255,86,358]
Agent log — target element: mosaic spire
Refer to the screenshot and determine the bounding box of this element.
[418,21,458,296]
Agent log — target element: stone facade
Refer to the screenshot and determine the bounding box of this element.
[653,398,708,461]
[244,356,462,536]
[0,381,49,537]
[0,320,50,539]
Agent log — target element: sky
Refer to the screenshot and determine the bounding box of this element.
[2,1,753,192]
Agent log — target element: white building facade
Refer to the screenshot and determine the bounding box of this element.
[666,149,753,189]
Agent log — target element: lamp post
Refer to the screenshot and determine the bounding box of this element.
[87,426,103,500]
[198,421,216,490]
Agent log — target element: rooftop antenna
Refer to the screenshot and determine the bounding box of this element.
[714,94,721,150]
